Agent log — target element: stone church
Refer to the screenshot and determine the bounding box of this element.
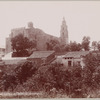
[6,18,68,53]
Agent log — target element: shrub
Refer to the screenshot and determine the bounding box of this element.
[0,61,38,92]
[1,54,100,98]
[15,61,38,84]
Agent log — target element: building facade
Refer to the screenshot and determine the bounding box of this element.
[61,51,89,68]
[6,18,69,54]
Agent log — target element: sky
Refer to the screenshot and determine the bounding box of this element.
[0,1,100,48]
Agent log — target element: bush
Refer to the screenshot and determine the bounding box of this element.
[1,53,100,98]
[83,52,100,90]
[15,61,38,84]
[0,61,38,92]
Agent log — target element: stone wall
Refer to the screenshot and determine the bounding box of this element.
[6,19,68,54]
[6,22,60,53]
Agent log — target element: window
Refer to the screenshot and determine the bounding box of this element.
[68,61,72,66]
[68,57,72,59]
[64,57,67,59]
[77,61,80,65]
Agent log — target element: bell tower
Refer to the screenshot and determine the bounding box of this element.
[60,17,68,45]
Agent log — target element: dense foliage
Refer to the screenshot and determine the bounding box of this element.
[46,36,91,53]
[11,34,36,57]
[0,52,100,98]
[81,36,90,51]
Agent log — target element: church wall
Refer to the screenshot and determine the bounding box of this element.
[6,19,68,54]
[11,27,25,38]
[6,38,12,53]
[36,34,47,50]
[6,26,59,53]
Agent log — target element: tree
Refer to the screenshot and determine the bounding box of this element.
[84,52,100,73]
[69,41,82,51]
[83,52,100,90]
[92,41,97,51]
[53,44,61,52]
[15,61,38,84]
[11,33,36,57]
[46,39,59,51]
[81,36,90,51]
[63,44,70,52]
[97,41,100,51]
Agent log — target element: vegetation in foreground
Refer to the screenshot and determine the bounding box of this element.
[0,52,100,98]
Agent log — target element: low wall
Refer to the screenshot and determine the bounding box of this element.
[2,57,27,65]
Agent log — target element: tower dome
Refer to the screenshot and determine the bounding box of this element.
[28,22,33,28]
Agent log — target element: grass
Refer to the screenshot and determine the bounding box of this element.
[0,92,68,99]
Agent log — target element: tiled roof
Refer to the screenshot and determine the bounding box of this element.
[28,51,55,58]
[64,51,89,58]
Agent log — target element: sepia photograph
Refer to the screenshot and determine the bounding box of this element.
[0,0,100,98]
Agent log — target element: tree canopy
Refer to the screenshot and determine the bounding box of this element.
[81,36,90,51]
[69,41,82,51]
[11,33,36,57]
[97,41,100,51]
[92,41,97,51]
[46,39,60,51]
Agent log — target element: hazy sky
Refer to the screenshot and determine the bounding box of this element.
[0,1,100,48]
